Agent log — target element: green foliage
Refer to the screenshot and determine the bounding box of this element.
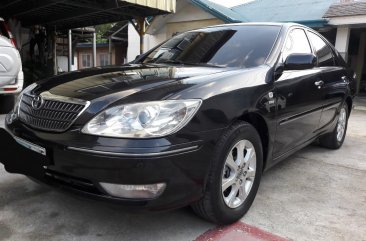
[95,23,114,43]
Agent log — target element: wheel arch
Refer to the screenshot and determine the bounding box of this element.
[345,96,353,116]
[237,112,270,172]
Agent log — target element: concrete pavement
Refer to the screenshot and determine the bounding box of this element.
[0,110,365,241]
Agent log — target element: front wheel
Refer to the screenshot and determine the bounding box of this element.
[319,103,349,149]
[191,122,263,224]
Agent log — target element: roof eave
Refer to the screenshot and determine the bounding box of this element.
[190,0,243,23]
[282,19,328,28]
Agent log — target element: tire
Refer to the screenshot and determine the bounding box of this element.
[0,95,15,114]
[191,122,263,224]
[319,103,349,149]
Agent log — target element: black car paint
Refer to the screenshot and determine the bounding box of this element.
[1,23,355,210]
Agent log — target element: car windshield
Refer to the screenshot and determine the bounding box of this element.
[142,25,281,68]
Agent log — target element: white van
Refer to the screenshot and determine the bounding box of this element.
[0,17,23,112]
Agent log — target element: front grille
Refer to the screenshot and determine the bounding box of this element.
[18,93,87,132]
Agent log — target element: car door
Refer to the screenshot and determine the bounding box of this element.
[306,31,348,129]
[273,28,323,158]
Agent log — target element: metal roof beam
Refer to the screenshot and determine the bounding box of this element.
[0,0,66,16]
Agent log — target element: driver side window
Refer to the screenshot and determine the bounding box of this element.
[282,29,312,62]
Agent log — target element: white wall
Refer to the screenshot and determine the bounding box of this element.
[127,23,141,62]
[126,0,219,62]
[57,56,77,72]
[127,24,168,63]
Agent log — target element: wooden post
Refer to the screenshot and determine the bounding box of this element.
[136,17,146,55]
[355,33,366,94]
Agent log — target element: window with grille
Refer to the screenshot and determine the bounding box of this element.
[100,53,110,66]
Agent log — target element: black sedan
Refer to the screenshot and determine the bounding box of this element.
[1,23,355,224]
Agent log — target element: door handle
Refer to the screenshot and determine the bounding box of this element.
[314,80,324,89]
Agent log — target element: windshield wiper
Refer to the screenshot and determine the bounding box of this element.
[185,62,225,68]
[155,60,185,65]
[154,60,224,68]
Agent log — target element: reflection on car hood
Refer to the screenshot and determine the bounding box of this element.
[34,64,229,101]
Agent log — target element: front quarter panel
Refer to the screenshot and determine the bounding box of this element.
[167,66,274,132]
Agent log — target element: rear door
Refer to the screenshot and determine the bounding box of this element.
[273,28,323,157]
[306,31,348,129]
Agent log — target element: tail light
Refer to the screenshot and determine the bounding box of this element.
[3,87,18,92]
[3,22,17,48]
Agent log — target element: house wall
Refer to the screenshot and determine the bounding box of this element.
[166,19,223,38]
[127,0,224,62]
[76,46,116,69]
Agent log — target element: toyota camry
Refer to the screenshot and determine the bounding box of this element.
[1,23,355,224]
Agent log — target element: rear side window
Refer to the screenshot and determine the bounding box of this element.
[307,31,334,67]
[0,21,10,38]
[282,29,312,61]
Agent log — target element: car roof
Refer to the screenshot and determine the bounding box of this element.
[204,22,308,30]
[0,17,4,22]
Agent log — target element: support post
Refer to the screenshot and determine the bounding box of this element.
[52,31,57,75]
[109,36,112,64]
[68,29,72,72]
[355,33,366,94]
[136,17,146,55]
[92,31,97,67]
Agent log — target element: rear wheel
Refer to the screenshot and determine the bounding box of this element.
[319,103,349,149]
[191,122,263,224]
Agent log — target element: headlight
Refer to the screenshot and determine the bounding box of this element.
[16,83,37,110]
[82,99,202,138]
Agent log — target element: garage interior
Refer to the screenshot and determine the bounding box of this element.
[0,0,175,85]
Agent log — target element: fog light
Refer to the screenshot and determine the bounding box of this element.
[99,182,166,199]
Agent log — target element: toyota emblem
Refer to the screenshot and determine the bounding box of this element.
[31,95,44,110]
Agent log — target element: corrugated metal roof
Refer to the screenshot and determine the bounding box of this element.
[123,0,176,13]
[190,0,245,23]
[324,1,366,17]
[231,0,337,25]
[0,0,176,30]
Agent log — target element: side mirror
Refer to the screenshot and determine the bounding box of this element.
[284,53,316,71]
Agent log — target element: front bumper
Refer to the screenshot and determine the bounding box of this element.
[1,120,223,210]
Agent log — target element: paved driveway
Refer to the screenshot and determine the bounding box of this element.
[0,111,365,241]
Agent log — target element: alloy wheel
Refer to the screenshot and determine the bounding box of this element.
[336,107,347,142]
[221,140,256,209]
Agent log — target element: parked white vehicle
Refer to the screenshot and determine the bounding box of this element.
[0,17,23,92]
[0,17,23,113]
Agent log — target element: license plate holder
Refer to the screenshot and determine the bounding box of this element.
[14,137,47,156]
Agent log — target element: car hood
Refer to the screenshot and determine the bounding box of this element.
[33,64,230,102]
